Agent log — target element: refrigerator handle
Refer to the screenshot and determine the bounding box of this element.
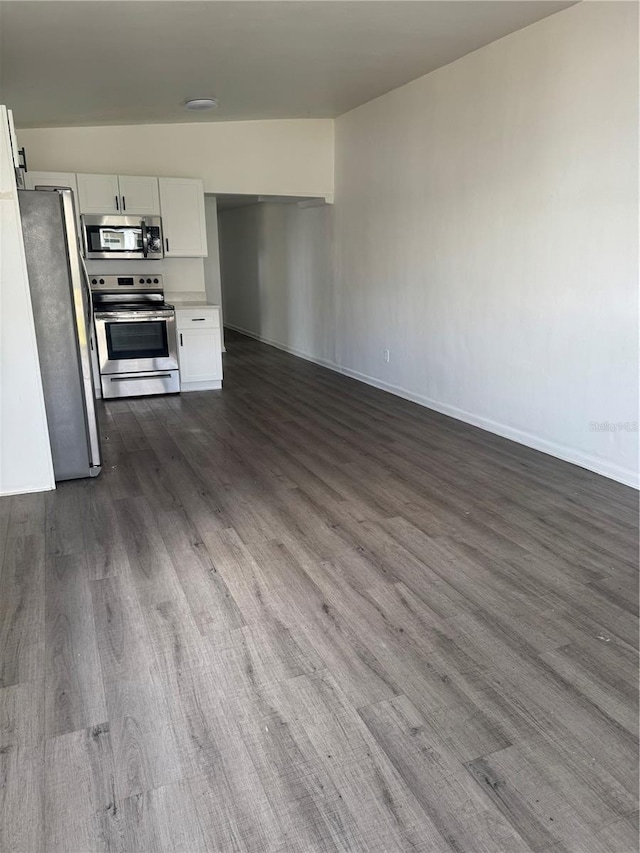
[79,253,94,327]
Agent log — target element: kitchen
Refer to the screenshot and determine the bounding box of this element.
[0,101,333,496]
[15,160,226,480]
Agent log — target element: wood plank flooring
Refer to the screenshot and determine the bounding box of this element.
[0,329,638,852]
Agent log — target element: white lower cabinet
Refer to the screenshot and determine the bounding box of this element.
[176,306,223,390]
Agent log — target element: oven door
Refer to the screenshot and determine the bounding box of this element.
[82,215,163,260]
[94,310,178,374]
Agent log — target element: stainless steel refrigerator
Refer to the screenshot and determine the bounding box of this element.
[18,188,102,480]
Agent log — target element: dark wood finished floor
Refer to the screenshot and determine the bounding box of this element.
[1,330,638,853]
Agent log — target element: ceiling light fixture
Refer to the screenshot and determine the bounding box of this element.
[184,97,218,111]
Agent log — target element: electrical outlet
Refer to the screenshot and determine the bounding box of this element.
[384,348,390,363]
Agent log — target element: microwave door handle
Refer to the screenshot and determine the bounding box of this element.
[141,218,148,258]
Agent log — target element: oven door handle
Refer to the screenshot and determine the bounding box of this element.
[141,217,148,258]
[110,374,173,382]
[94,311,175,321]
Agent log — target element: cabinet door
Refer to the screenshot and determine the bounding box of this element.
[159,177,208,257]
[24,170,78,196]
[118,175,160,216]
[179,327,221,382]
[23,170,83,236]
[77,173,120,214]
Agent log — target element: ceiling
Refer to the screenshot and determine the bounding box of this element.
[1,1,575,129]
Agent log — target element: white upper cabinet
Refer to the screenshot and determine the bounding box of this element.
[24,170,78,196]
[159,177,208,257]
[77,173,160,216]
[38,170,206,256]
[77,173,120,214]
[116,175,160,216]
[23,171,83,236]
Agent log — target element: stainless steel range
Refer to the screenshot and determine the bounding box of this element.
[90,274,180,398]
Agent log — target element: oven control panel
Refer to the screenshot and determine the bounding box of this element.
[89,274,164,293]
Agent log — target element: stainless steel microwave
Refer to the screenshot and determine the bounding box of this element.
[81,214,164,260]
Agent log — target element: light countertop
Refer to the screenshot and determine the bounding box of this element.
[170,299,221,309]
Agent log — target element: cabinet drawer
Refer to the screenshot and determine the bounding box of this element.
[175,307,219,330]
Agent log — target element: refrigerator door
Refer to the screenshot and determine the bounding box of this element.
[18,188,102,481]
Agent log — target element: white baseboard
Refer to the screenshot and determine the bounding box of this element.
[224,323,341,372]
[339,366,639,489]
[0,483,56,497]
[224,324,639,490]
[181,379,222,391]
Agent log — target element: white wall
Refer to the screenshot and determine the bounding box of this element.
[219,2,638,488]
[333,1,638,486]
[85,257,206,303]
[0,106,55,495]
[17,119,334,198]
[219,205,262,338]
[219,202,335,367]
[203,196,224,346]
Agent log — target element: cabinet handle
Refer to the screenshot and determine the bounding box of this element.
[165,238,169,252]
[191,318,206,321]
[180,333,183,346]
[115,195,119,211]
[122,195,126,211]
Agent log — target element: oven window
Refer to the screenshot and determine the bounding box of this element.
[105,321,169,360]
